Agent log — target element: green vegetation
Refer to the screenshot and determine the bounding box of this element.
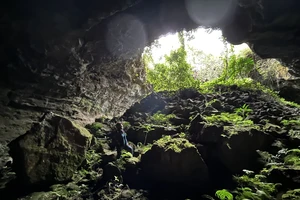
[284,149,300,166]
[205,99,219,107]
[145,31,201,91]
[234,174,281,200]
[149,112,176,125]
[215,189,233,200]
[136,142,153,154]
[204,104,259,135]
[234,104,252,119]
[145,32,300,108]
[220,52,255,81]
[155,135,194,153]
[115,150,133,171]
[204,112,254,127]
[282,189,300,200]
[122,121,131,130]
[281,119,300,127]
[85,122,104,135]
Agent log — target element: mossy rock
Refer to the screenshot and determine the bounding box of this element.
[155,136,194,153]
[127,124,177,144]
[141,136,209,186]
[21,183,83,200]
[268,166,300,188]
[8,113,93,185]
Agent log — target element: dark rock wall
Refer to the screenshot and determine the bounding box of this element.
[0,0,200,141]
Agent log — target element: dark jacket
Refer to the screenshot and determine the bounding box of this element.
[111,130,128,147]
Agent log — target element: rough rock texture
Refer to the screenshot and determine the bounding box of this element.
[8,113,92,185]
[141,137,209,186]
[218,128,274,174]
[278,78,300,104]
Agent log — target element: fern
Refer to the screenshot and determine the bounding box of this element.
[215,189,233,200]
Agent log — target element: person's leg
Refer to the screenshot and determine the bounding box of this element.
[125,143,133,156]
[116,146,122,159]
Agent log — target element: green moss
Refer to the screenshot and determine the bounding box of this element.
[178,132,186,138]
[284,149,300,166]
[122,121,131,130]
[150,112,176,125]
[263,123,281,132]
[204,112,256,130]
[224,125,260,136]
[155,136,194,153]
[87,122,103,131]
[137,142,152,154]
[85,122,105,137]
[138,123,155,132]
[282,189,300,200]
[71,121,92,140]
[199,78,300,108]
[115,150,141,171]
[281,119,300,127]
[79,98,94,112]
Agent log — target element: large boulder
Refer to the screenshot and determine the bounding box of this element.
[218,128,274,174]
[141,136,209,186]
[8,112,93,185]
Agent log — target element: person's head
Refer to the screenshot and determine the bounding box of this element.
[116,122,123,131]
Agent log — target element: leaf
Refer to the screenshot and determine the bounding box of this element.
[215,189,233,200]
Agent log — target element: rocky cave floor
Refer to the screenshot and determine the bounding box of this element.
[1,85,300,200]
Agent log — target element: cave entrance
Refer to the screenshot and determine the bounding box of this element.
[142,27,250,88]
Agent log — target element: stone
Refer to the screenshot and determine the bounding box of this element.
[127,124,177,144]
[8,112,93,185]
[278,79,300,104]
[101,149,117,167]
[141,136,209,186]
[123,93,167,118]
[197,124,223,144]
[218,128,274,174]
[103,162,122,182]
[269,167,300,188]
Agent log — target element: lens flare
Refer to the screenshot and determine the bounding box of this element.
[185,0,237,26]
[105,14,147,59]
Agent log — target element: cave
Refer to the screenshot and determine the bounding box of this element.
[1,0,300,142]
[1,1,300,199]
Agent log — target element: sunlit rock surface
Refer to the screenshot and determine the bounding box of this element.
[1,0,300,141]
[8,113,92,185]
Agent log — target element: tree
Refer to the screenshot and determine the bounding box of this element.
[146,31,199,91]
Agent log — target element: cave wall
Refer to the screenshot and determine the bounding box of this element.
[0,0,199,141]
[1,0,300,141]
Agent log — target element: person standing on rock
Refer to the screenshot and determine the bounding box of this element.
[111,122,133,158]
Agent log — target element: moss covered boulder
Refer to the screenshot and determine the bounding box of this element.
[141,136,209,186]
[8,112,93,185]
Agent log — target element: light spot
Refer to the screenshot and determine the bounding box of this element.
[105,14,147,59]
[185,0,237,26]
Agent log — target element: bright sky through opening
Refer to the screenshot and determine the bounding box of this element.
[151,28,249,64]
